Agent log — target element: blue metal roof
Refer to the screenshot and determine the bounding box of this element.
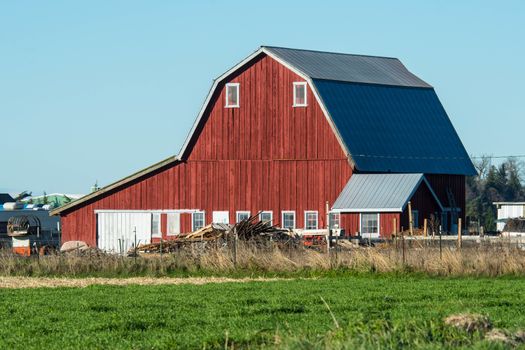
[313,80,477,175]
[264,46,431,88]
[332,173,443,212]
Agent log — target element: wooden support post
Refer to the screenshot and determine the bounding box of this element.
[393,217,397,237]
[423,219,428,238]
[408,201,413,236]
[458,218,462,249]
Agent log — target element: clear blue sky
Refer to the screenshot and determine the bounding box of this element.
[1,1,524,195]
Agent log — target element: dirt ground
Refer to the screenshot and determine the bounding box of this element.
[0,276,288,289]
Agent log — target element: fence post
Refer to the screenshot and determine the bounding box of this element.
[457,218,462,249]
[401,229,406,265]
[408,201,413,236]
[439,225,443,260]
[423,219,428,238]
[134,227,137,265]
[233,227,238,268]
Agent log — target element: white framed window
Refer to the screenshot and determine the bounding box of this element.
[411,210,419,229]
[360,213,379,237]
[293,82,307,107]
[259,211,273,225]
[282,211,296,229]
[329,212,341,229]
[167,213,181,236]
[236,211,250,223]
[192,211,205,231]
[151,213,161,237]
[225,83,239,108]
[304,211,318,230]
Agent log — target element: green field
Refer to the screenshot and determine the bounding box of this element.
[0,275,524,349]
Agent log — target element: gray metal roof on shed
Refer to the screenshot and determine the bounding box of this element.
[264,46,432,88]
[332,173,443,212]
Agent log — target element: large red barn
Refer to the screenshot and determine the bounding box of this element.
[51,46,476,251]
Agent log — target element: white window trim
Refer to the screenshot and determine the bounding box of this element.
[166,212,181,236]
[281,211,296,229]
[293,82,308,107]
[359,213,380,237]
[304,210,319,230]
[259,211,273,225]
[236,211,251,223]
[192,211,206,231]
[225,83,240,108]
[151,212,162,238]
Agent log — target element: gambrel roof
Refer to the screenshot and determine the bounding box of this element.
[52,46,475,215]
[180,46,476,175]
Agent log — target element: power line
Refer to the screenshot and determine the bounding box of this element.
[470,155,525,159]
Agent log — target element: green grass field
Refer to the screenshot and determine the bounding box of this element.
[0,274,524,349]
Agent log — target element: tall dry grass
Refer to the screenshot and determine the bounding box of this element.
[1,241,525,277]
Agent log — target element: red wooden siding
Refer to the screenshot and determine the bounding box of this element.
[400,181,442,230]
[341,213,400,238]
[60,54,353,246]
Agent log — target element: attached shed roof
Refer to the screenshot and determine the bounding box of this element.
[332,173,443,212]
[264,46,431,88]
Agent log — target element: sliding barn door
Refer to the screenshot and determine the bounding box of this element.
[97,212,152,253]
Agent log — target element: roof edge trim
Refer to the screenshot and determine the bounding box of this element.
[50,155,180,216]
[177,46,354,166]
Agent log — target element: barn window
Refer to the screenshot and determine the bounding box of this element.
[167,213,181,236]
[236,211,250,223]
[360,213,379,237]
[282,211,296,229]
[259,211,273,225]
[304,211,318,230]
[293,82,307,107]
[225,83,239,108]
[192,211,205,231]
[329,212,341,229]
[151,213,161,237]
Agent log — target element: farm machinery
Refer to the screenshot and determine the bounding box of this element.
[7,215,59,256]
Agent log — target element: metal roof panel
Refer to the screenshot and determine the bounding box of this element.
[332,173,425,211]
[313,80,477,175]
[264,46,431,88]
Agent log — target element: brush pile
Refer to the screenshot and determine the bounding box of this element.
[133,214,296,254]
[503,218,525,233]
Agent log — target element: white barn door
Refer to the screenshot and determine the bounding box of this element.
[97,212,152,253]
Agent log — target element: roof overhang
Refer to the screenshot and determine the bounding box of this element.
[332,174,443,213]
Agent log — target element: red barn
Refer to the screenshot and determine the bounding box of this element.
[51,46,476,251]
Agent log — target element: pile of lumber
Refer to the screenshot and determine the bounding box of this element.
[233,213,292,242]
[132,214,295,254]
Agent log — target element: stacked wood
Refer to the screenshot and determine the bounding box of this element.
[233,213,292,242]
[132,214,295,255]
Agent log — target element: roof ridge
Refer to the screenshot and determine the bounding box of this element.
[262,45,399,61]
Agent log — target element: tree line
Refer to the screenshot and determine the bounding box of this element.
[467,157,525,231]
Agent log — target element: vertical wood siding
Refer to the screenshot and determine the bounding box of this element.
[61,54,353,246]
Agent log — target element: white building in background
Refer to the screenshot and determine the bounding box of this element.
[494,202,525,232]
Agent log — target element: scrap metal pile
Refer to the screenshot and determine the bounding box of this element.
[133,213,296,254]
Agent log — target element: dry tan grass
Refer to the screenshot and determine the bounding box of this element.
[1,241,525,277]
[0,276,289,289]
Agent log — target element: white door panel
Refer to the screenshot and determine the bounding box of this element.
[97,212,151,253]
